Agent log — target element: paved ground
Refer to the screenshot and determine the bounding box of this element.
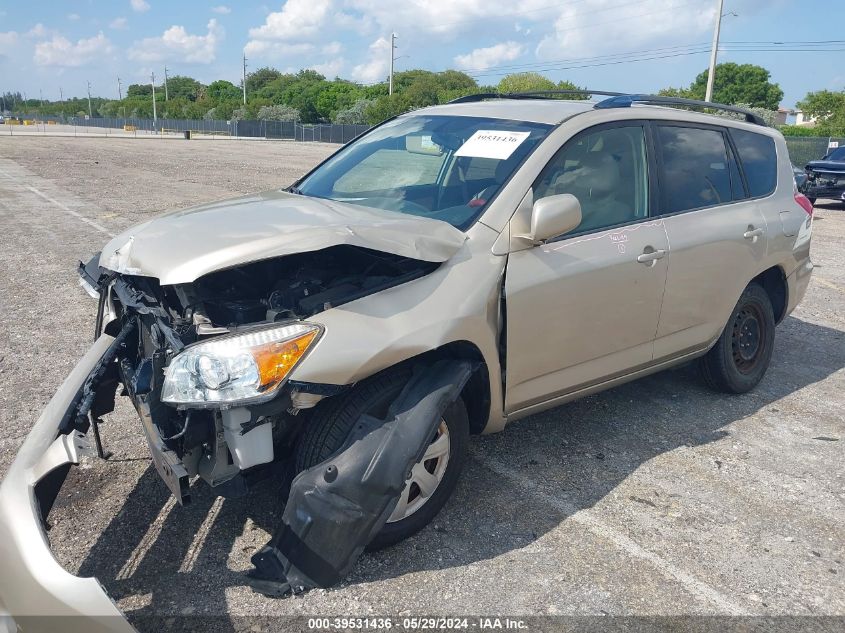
[1,122,186,138]
[0,137,843,629]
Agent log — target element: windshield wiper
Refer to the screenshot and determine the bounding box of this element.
[287,185,304,195]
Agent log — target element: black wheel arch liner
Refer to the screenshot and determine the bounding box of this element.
[247,358,477,595]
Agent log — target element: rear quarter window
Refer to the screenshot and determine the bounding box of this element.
[730,129,777,197]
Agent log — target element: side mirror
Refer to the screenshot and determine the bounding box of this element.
[521,193,582,244]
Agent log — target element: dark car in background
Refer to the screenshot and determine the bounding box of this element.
[800,146,845,204]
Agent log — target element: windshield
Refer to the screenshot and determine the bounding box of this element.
[825,146,845,161]
[297,115,552,230]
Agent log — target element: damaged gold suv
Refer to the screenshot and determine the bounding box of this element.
[0,92,814,628]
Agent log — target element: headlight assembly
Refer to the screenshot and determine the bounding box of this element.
[160,322,322,407]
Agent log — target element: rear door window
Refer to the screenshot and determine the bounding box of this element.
[656,125,733,214]
[730,129,777,197]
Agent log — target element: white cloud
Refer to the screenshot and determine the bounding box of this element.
[248,0,332,41]
[130,0,150,13]
[128,19,223,64]
[26,23,52,38]
[211,5,231,14]
[0,31,18,54]
[322,41,342,56]
[311,57,344,78]
[33,31,113,67]
[351,36,390,84]
[109,17,128,30]
[536,0,715,59]
[243,40,314,58]
[67,13,80,21]
[455,41,524,71]
[345,0,550,37]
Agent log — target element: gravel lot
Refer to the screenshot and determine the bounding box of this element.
[0,136,843,630]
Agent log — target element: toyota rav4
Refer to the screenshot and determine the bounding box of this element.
[0,92,814,631]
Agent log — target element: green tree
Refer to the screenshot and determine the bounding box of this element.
[126,83,152,98]
[497,72,556,94]
[206,80,242,102]
[245,67,283,93]
[666,63,783,110]
[363,94,411,125]
[165,75,204,101]
[334,98,373,124]
[556,79,588,98]
[257,104,300,121]
[795,89,845,135]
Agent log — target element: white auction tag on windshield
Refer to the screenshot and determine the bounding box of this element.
[455,130,531,160]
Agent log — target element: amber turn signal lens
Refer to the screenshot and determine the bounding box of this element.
[251,329,319,391]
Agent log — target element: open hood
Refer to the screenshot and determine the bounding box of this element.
[99,191,467,285]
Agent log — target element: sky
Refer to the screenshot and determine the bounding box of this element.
[0,0,842,109]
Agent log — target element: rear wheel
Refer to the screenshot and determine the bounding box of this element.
[700,283,775,394]
[294,367,469,550]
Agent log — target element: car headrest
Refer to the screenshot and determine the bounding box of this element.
[578,152,621,197]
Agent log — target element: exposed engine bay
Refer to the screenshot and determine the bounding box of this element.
[193,245,439,327]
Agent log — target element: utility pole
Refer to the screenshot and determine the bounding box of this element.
[164,66,169,101]
[39,89,43,108]
[59,86,64,119]
[242,53,247,105]
[117,77,122,100]
[86,81,93,118]
[388,32,397,96]
[705,0,725,103]
[151,72,157,126]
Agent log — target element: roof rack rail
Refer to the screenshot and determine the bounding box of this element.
[594,94,767,126]
[448,92,546,104]
[509,89,628,99]
[448,89,627,104]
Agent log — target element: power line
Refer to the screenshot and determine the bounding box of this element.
[457,42,712,74]
[459,40,845,78]
[464,46,845,79]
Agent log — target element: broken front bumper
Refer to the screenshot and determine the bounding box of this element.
[0,334,134,633]
[800,174,845,200]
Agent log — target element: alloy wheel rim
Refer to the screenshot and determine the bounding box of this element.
[386,420,450,523]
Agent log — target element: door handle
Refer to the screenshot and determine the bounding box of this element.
[637,248,666,265]
[743,227,764,240]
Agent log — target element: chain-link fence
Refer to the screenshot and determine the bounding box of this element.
[5,114,842,158]
[4,114,369,143]
[784,137,845,167]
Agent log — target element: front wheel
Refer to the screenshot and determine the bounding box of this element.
[294,367,469,550]
[700,282,775,394]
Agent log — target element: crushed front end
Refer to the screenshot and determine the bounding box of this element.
[0,232,474,626]
[800,161,845,202]
[80,245,439,506]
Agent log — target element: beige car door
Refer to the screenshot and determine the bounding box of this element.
[504,123,669,414]
[650,123,769,361]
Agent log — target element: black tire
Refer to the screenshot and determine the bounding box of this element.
[294,366,469,550]
[700,282,775,394]
[807,197,816,205]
